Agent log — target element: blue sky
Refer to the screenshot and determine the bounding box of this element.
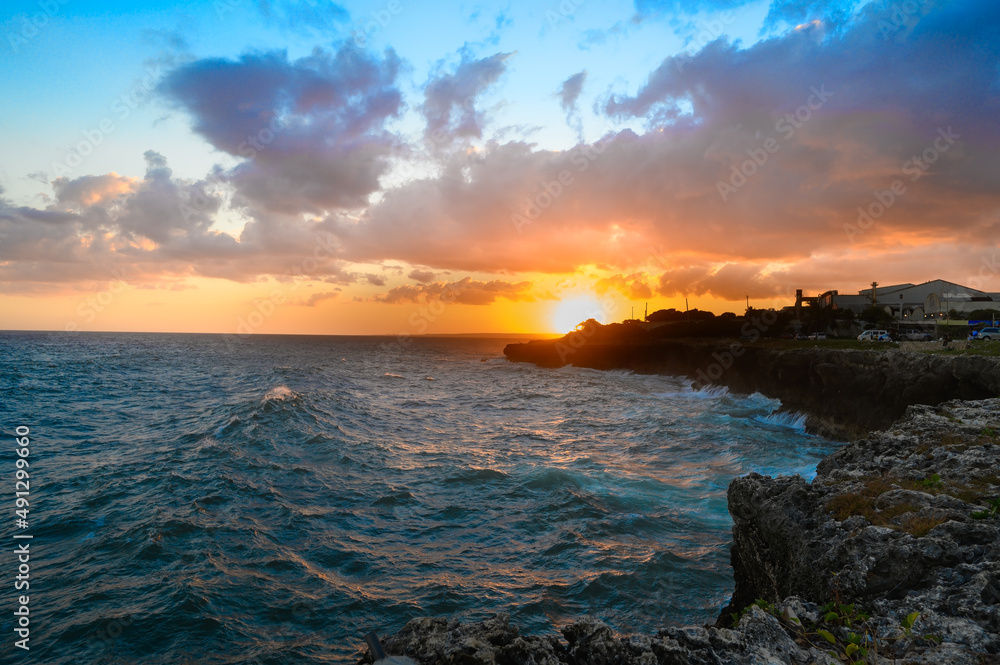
[0,0,775,204]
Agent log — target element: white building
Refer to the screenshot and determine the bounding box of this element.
[814,279,1000,320]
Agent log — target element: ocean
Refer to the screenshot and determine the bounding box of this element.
[0,332,841,663]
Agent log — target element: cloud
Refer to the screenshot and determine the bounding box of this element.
[52,172,138,209]
[557,71,586,139]
[6,0,1000,305]
[761,1,861,32]
[632,0,857,27]
[657,263,789,300]
[408,269,437,283]
[254,0,349,35]
[421,48,512,144]
[372,277,538,305]
[595,272,653,300]
[365,273,386,286]
[297,290,340,306]
[0,152,356,290]
[329,0,999,290]
[159,43,403,214]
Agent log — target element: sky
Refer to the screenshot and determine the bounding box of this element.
[1,0,998,334]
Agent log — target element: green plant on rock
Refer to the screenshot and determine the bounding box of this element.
[971,497,1000,520]
[901,611,919,638]
[820,601,871,628]
[922,473,942,489]
[729,598,776,626]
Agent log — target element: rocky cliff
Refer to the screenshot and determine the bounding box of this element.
[503,336,1000,440]
[361,400,1000,665]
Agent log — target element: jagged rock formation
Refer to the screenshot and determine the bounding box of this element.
[725,399,1000,661]
[503,336,1000,439]
[362,400,1000,664]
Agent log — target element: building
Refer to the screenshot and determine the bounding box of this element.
[811,279,1000,321]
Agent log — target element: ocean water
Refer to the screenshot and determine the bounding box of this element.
[0,332,841,663]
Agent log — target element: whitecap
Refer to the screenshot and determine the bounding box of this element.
[754,410,808,432]
[673,384,729,399]
[263,386,296,401]
[383,372,404,379]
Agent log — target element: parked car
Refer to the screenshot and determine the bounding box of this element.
[858,330,890,342]
[807,332,827,340]
[972,327,1000,340]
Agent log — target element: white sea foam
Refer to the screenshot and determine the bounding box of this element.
[263,386,296,402]
[755,410,809,431]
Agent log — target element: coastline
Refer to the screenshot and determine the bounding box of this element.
[362,338,1000,664]
[503,335,1000,440]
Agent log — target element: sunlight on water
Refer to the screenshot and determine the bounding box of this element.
[0,332,843,663]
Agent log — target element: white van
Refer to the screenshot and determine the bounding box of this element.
[858,330,889,342]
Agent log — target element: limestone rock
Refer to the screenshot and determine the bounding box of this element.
[365,400,1000,664]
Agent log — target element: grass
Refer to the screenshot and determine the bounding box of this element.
[749,336,1000,355]
[825,472,1000,535]
[915,340,1000,356]
[914,429,999,464]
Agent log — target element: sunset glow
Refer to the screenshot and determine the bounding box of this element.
[1,1,997,334]
[552,296,607,334]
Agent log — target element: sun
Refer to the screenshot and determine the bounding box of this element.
[551,296,607,334]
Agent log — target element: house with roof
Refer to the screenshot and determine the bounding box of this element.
[810,279,1000,320]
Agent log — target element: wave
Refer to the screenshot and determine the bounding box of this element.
[383,372,404,379]
[754,410,808,431]
[214,415,240,437]
[263,386,297,402]
[684,384,730,399]
[443,468,510,485]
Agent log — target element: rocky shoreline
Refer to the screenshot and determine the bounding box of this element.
[502,336,1000,440]
[362,399,999,664]
[361,333,1000,663]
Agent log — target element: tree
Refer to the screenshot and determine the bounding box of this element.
[860,306,894,327]
[804,303,834,332]
[966,308,999,322]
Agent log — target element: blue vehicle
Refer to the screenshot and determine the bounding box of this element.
[971,327,1000,340]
